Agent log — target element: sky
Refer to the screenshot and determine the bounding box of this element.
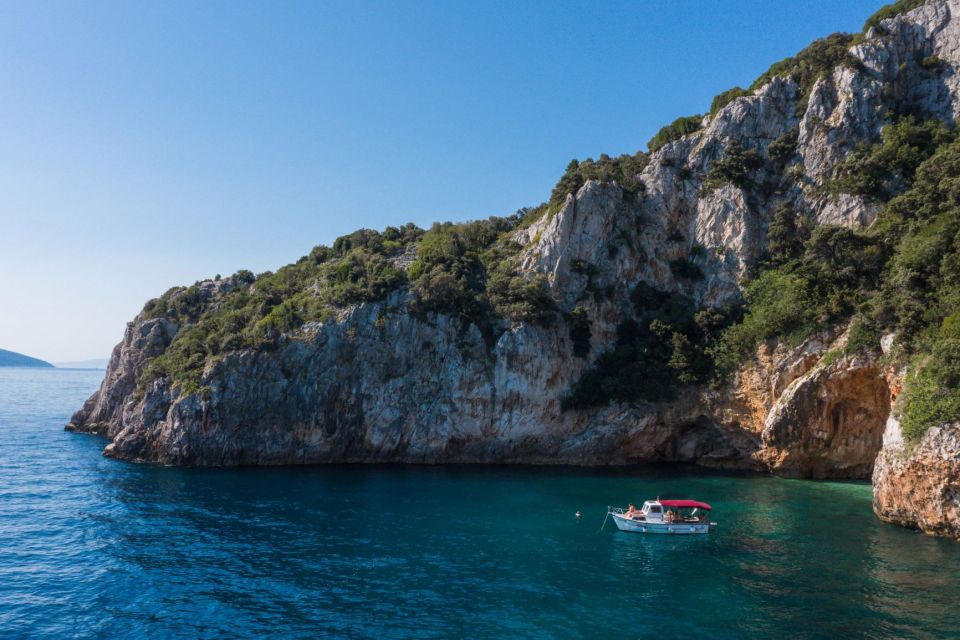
[0,0,884,363]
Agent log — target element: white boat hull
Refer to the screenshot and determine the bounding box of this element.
[611,513,711,535]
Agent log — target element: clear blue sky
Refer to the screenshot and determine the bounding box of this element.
[1,0,883,362]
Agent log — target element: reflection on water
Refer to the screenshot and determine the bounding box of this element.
[2,368,960,639]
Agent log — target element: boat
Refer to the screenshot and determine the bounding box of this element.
[607,499,715,535]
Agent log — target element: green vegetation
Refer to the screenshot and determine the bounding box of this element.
[563,284,734,408]
[843,316,881,355]
[140,225,424,394]
[766,129,799,170]
[669,258,704,281]
[407,218,556,329]
[863,0,927,33]
[826,116,953,201]
[765,204,810,267]
[569,307,592,358]
[701,140,763,194]
[710,86,749,116]
[713,120,960,440]
[900,315,960,440]
[921,54,944,71]
[562,109,960,441]
[751,33,863,116]
[647,115,703,154]
[549,153,649,210]
[710,225,885,379]
[141,214,563,394]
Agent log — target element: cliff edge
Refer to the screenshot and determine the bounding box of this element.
[69,1,960,539]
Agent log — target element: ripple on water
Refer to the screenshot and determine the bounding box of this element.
[2,368,960,638]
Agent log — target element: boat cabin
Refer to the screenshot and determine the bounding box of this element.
[624,499,711,524]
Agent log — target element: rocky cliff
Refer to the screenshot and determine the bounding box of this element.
[874,419,960,540]
[69,1,960,539]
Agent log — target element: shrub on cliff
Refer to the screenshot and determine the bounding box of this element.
[548,153,649,210]
[321,249,406,307]
[709,86,749,116]
[712,224,884,380]
[826,116,954,201]
[900,314,960,441]
[563,285,732,409]
[751,33,863,115]
[863,0,926,33]
[700,140,763,194]
[407,219,505,320]
[569,307,592,358]
[487,271,556,325]
[646,115,702,154]
[764,204,810,266]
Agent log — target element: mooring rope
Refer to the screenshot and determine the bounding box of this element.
[599,508,611,533]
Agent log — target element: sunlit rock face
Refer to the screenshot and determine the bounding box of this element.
[874,422,960,541]
[68,2,960,537]
[757,351,890,479]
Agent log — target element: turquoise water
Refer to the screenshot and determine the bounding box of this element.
[2,368,960,638]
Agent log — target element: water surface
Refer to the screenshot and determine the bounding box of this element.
[1,367,959,638]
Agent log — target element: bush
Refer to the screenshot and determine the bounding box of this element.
[921,54,944,71]
[321,249,406,307]
[901,344,960,442]
[765,204,810,266]
[408,219,507,321]
[751,33,862,116]
[564,285,733,409]
[487,271,556,324]
[669,258,704,281]
[405,217,559,330]
[710,87,749,116]
[647,115,703,154]
[548,153,650,209]
[826,116,954,201]
[569,307,592,358]
[701,140,763,194]
[843,317,881,354]
[711,270,817,378]
[872,136,960,350]
[863,0,926,33]
[767,129,799,169]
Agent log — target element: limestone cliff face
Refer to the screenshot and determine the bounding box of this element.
[874,420,960,540]
[68,2,960,536]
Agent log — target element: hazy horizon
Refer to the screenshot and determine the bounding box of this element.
[1,0,881,362]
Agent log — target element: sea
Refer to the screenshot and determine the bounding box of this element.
[2,366,959,639]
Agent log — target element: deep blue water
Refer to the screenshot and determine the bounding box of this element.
[2,367,960,639]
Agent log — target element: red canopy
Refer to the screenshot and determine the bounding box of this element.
[659,499,712,511]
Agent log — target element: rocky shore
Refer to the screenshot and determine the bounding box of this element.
[69,1,960,540]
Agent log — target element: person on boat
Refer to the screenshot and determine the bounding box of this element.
[626,504,636,517]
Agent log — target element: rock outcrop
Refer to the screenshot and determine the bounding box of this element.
[874,421,960,540]
[757,350,889,479]
[68,1,960,538]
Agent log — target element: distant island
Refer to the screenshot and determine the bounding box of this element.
[53,358,109,370]
[0,348,53,368]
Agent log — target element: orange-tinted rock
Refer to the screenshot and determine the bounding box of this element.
[873,423,960,540]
